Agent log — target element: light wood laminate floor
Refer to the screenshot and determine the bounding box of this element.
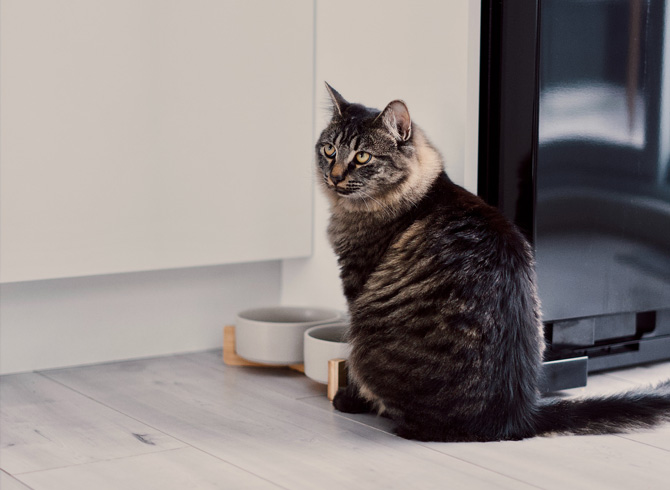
[1,350,669,490]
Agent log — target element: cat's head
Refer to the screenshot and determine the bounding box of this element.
[315,83,442,213]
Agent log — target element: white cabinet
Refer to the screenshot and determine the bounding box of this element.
[0,0,314,282]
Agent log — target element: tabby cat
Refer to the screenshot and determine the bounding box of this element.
[316,83,670,442]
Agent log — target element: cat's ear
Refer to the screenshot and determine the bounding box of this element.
[379,100,412,142]
[325,82,349,116]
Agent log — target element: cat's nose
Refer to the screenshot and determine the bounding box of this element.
[330,172,345,185]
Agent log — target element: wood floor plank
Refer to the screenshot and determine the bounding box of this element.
[181,349,327,400]
[298,394,397,434]
[10,356,667,490]
[617,424,670,452]
[42,356,539,490]
[1,470,33,490]
[16,447,280,490]
[555,371,638,398]
[601,361,670,386]
[0,373,184,474]
[421,432,670,490]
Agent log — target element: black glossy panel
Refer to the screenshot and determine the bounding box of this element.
[478,0,539,241]
[551,317,595,348]
[535,0,670,321]
[540,357,588,392]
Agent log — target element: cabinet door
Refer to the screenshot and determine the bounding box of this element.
[0,0,314,283]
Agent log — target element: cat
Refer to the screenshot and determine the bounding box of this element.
[316,82,670,442]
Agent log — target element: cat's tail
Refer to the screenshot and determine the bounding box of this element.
[533,380,670,436]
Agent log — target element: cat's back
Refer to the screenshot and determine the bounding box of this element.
[426,174,534,275]
[360,173,534,296]
[351,172,540,353]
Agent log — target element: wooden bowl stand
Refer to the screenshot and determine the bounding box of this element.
[223,325,347,400]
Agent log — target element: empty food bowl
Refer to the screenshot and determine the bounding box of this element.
[304,323,351,384]
[235,306,341,365]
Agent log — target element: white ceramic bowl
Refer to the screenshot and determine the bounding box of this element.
[235,306,341,365]
[304,323,351,384]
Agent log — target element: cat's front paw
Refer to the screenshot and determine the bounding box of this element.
[332,386,373,414]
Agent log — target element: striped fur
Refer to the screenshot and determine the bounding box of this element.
[316,85,670,442]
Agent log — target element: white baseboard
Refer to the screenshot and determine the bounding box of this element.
[0,261,281,375]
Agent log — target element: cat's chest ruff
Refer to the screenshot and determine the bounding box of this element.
[328,212,407,301]
[329,214,390,256]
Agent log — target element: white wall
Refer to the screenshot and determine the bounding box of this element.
[281,0,481,311]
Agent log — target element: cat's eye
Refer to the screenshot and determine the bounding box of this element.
[323,144,336,158]
[355,151,372,164]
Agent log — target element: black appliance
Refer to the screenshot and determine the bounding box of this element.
[479,0,670,392]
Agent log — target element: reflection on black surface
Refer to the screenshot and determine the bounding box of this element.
[535,0,670,321]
